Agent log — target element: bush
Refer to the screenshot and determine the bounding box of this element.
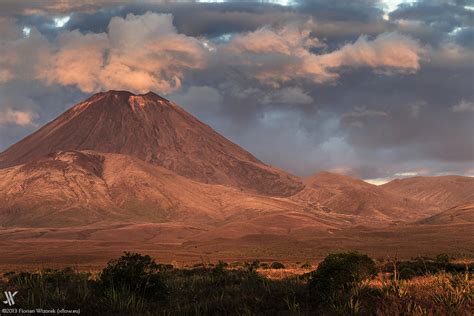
[245,260,261,272]
[309,252,376,300]
[399,267,417,280]
[382,255,471,278]
[260,263,270,269]
[300,262,312,269]
[436,254,450,266]
[99,252,168,301]
[270,262,285,269]
[157,263,175,272]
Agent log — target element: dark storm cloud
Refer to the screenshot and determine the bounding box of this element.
[15,2,299,39]
[12,1,389,43]
[389,0,474,32]
[295,0,384,22]
[453,27,474,48]
[1,0,473,181]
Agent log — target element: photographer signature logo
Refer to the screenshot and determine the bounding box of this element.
[3,291,18,306]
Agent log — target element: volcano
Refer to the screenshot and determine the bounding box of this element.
[0,90,303,197]
[0,90,473,265]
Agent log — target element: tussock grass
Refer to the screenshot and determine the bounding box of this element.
[0,252,472,315]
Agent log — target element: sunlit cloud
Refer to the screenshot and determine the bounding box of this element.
[22,26,31,38]
[0,109,38,127]
[380,0,415,20]
[364,178,391,185]
[395,172,419,177]
[53,16,70,28]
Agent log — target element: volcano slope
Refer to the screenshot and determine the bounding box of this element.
[0,90,303,197]
[0,90,472,268]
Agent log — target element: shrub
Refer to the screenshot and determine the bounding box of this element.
[215,260,228,270]
[399,267,417,280]
[157,263,175,272]
[436,254,450,266]
[230,261,244,268]
[192,263,206,269]
[270,262,285,269]
[300,262,312,269]
[99,252,168,301]
[309,252,376,300]
[259,263,270,269]
[244,260,261,272]
[382,255,470,278]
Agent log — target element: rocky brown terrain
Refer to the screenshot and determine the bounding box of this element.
[0,91,303,197]
[382,175,474,209]
[0,90,472,268]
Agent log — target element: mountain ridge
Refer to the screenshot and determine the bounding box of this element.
[382,175,474,209]
[0,90,472,230]
[292,171,438,221]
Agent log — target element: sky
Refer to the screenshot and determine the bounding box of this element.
[0,0,473,184]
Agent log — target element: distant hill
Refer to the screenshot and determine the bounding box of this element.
[382,176,474,209]
[293,172,437,221]
[419,202,474,225]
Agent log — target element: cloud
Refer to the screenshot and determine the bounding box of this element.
[0,0,131,15]
[1,4,473,180]
[2,13,427,95]
[342,107,389,128]
[0,18,51,84]
[452,100,474,112]
[169,85,224,122]
[320,32,425,73]
[219,24,425,87]
[429,41,474,68]
[262,87,313,105]
[37,12,207,94]
[37,31,108,92]
[0,109,38,126]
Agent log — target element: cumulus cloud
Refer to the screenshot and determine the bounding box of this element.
[36,12,207,94]
[218,21,334,86]
[320,32,425,73]
[218,25,425,87]
[1,3,473,179]
[2,13,428,95]
[0,109,38,126]
[0,18,50,84]
[452,100,474,112]
[37,31,108,92]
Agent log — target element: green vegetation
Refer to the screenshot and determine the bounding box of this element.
[1,252,473,315]
[300,262,312,269]
[309,252,376,297]
[383,254,474,280]
[270,262,286,269]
